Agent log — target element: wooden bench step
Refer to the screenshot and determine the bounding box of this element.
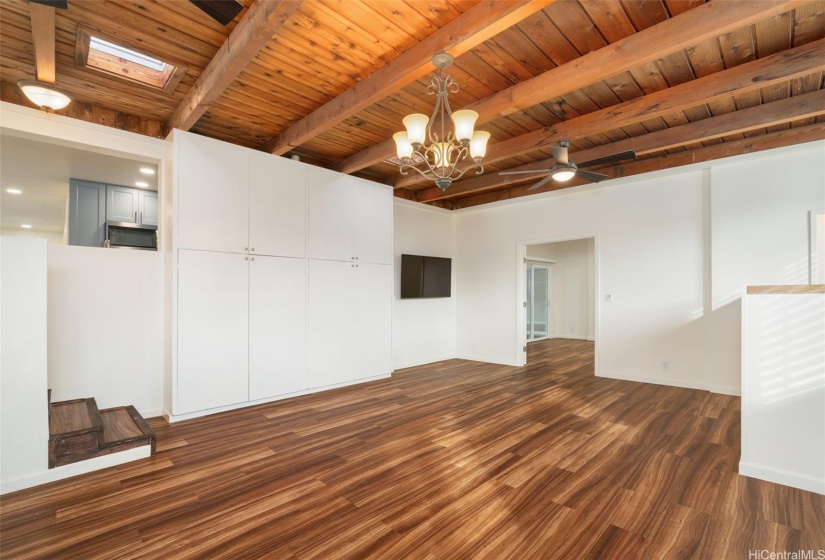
[100,406,156,453]
[48,398,155,468]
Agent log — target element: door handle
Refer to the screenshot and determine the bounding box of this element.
[134,211,137,223]
[139,212,143,224]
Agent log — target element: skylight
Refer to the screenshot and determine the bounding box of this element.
[75,26,187,95]
[89,37,167,73]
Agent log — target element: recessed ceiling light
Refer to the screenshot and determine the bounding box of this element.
[6,188,22,194]
[139,167,155,175]
[21,224,32,229]
[135,181,149,188]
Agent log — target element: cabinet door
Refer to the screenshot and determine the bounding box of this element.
[177,250,249,414]
[107,185,139,224]
[178,132,249,253]
[249,256,307,400]
[68,180,105,247]
[249,151,306,258]
[307,259,353,388]
[307,167,353,261]
[353,180,393,265]
[351,263,393,379]
[138,190,158,226]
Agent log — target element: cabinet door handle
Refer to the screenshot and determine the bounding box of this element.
[139,212,143,224]
[245,256,248,260]
[135,211,138,222]
[251,257,255,261]
[251,248,255,252]
[245,247,248,252]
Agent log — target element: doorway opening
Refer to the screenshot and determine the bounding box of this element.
[517,236,597,367]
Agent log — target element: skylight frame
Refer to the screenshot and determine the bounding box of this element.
[75,26,188,95]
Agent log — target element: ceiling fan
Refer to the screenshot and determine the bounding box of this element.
[499,140,636,191]
[30,0,244,25]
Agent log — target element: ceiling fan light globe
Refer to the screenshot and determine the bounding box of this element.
[551,168,576,182]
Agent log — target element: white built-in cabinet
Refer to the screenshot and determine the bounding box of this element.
[307,260,392,388]
[307,166,393,265]
[170,131,392,418]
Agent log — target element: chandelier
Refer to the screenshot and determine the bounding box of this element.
[392,53,490,191]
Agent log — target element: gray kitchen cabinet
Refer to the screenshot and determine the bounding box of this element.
[106,185,157,226]
[68,180,106,247]
[138,190,158,226]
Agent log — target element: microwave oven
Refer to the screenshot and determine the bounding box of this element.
[105,221,158,250]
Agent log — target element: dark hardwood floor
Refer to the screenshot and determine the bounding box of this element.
[2,339,823,559]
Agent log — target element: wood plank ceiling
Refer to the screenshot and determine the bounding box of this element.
[1,0,824,210]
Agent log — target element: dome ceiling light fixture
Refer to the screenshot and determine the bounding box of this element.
[17,80,74,112]
[392,53,490,192]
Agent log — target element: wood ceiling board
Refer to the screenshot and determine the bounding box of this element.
[167,0,302,131]
[792,1,825,45]
[471,37,825,165]
[332,0,806,175]
[544,0,610,54]
[262,0,557,155]
[578,0,637,43]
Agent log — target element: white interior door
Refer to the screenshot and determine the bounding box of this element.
[249,256,307,401]
[177,249,249,414]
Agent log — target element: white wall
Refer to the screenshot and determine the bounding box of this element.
[1,237,49,492]
[393,199,456,369]
[527,239,595,340]
[455,141,825,393]
[47,245,163,416]
[710,147,825,390]
[0,228,64,244]
[741,291,825,494]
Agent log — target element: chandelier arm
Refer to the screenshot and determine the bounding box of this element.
[401,158,442,181]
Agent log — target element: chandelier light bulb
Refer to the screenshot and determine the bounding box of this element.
[403,113,429,148]
[433,142,452,169]
[393,131,413,162]
[451,109,478,144]
[470,131,491,161]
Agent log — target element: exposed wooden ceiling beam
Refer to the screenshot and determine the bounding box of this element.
[261,0,557,155]
[417,90,825,202]
[450,123,825,210]
[167,0,302,132]
[401,37,825,191]
[330,0,807,175]
[29,2,55,83]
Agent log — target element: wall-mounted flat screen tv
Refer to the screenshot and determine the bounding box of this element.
[401,254,451,298]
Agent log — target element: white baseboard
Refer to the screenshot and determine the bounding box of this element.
[456,354,519,367]
[739,461,825,495]
[597,370,741,396]
[0,446,151,495]
[137,407,163,419]
[164,373,392,423]
[393,354,457,371]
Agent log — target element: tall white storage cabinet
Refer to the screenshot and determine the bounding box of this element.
[168,131,392,420]
[306,167,393,390]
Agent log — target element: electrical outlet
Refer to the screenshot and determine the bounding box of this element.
[662,361,670,371]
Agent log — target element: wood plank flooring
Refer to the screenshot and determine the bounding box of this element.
[2,339,824,559]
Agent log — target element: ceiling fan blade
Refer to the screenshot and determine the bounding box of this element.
[29,0,68,8]
[527,175,554,191]
[576,169,609,183]
[189,0,243,25]
[550,145,568,165]
[499,169,551,175]
[577,150,636,169]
